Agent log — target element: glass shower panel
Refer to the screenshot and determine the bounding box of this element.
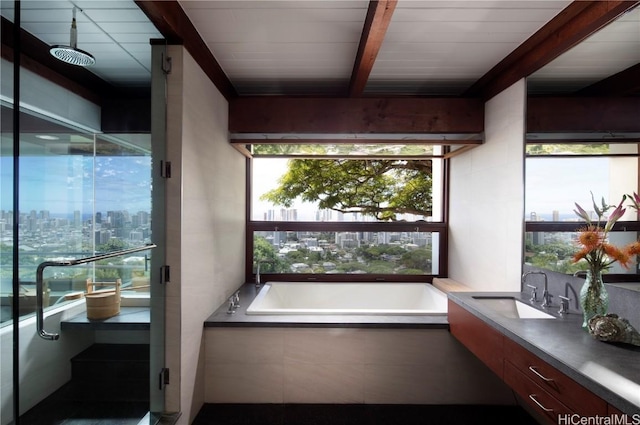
[0,43,15,425]
[0,103,14,326]
[93,134,152,294]
[17,129,95,318]
[7,129,152,319]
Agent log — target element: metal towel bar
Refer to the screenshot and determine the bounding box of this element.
[35,243,156,340]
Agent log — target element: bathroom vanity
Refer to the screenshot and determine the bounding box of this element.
[448,292,640,423]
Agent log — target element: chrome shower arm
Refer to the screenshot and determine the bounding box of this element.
[35,243,157,340]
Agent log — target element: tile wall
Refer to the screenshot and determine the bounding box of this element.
[204,328,515,405]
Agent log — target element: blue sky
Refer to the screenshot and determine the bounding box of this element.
[2,154,627,221]
[525,157,611,218]
[1,155,151,216]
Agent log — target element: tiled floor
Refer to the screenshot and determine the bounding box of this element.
[17,343,150,425]
[18,396,148,425]
[192,404,539,425]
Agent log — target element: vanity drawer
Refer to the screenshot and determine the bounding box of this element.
[504,360,572,424]
[504,337,607,415]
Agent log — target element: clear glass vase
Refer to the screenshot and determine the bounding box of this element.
[579,269,609,328]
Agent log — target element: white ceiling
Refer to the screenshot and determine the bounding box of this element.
[2,0,639,95]
[2,0,162,87]
[365,0,572,95]
[181,0,370,94]
[528,5,640,94]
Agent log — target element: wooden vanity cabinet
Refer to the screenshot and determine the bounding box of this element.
[448,300,504,378]
[503,360,573,423]
[448,300,609,423]
[503,338,607,417]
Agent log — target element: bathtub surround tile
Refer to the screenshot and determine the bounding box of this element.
[206,363,284,403]
[284,363,365,404]
[204,327,515,405]
[364,363,450,404]
[284,328,365,364]
[205,328,284,364]
[363,329,451,365]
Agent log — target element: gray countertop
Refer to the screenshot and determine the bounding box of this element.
[448,291,640,415]
[204,283,448,329]
[61,306,150,330]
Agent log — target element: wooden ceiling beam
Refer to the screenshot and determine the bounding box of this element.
[349,0,397,97]
[527,97,640,132]
[577,63,640,96]
[229,97,484,134]
[465,1,640,100]
[135,0,237,100]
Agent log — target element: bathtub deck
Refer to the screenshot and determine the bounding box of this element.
[205,283,448,328]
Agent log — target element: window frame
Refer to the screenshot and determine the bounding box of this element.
[524,143,640,281]
[245,156,449,283]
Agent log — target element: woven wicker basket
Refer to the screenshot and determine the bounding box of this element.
[85,278,121,320]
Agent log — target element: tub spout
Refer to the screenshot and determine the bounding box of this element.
[255,259,274,287]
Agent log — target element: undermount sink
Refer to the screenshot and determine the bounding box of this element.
[472,296,555,319]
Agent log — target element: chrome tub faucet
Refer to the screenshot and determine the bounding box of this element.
[255,259,274,287]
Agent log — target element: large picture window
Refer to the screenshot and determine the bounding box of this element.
[247,153,447,282]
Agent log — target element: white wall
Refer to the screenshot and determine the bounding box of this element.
[164,46,246,424]
[448,80,526,291]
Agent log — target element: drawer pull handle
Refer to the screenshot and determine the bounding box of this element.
[529,366,554,382]
[529,394,554,413]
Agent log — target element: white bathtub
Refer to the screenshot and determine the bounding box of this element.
[245,282,448,315]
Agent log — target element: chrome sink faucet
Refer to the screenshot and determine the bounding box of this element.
[522,271,551,308]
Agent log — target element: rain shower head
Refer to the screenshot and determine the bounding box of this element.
[50,45,95,66]
[49,7,95,67]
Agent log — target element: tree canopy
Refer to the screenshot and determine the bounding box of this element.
[260,159,432,221]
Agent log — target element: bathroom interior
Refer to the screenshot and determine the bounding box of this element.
[1,1,639,424]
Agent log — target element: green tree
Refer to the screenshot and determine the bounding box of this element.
[97,238,128,252]
[261,159,432,221]
[401,248,431,271]
[253,236,289,273]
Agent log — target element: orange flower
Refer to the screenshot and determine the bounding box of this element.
[603,244,630,269]
[572,248,590,263]
[572,193,640,272]
[626,241,640,256]
[577,226,603,251]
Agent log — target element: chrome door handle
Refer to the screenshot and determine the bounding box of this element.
[36,262,61,341]
[35,244,156,340]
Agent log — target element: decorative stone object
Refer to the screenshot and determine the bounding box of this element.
[587,313,640,346]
